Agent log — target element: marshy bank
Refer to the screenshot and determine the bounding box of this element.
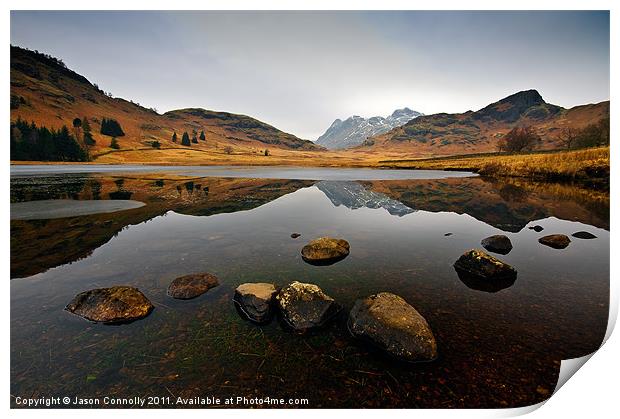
[379,146,610,187]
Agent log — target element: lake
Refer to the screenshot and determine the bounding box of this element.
[10,166,609,408]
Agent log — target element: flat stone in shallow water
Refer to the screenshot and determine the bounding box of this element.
[65,286,153,324]
[481,234,513,255]
[453,249,517,292]
[167,273,219,299]
[348,292,437,363]
[301,237,350,265]
[275,281,339,332]
[234,283,279,323]
[538,234,571,249]
[572,231,597,240]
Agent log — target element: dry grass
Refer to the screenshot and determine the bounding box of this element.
[380,147,610,183]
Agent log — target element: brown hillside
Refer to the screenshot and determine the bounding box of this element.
[362,90,609,157]
[10,45,322,160]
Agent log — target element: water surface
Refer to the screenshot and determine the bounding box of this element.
[10,168,609,408]
[10,164,476,181]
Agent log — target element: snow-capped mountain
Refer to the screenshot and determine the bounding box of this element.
[316,108,423,150]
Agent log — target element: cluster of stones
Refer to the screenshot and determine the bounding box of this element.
[64,229,597,362]
[453,227,598,293]
[233,280,438,362]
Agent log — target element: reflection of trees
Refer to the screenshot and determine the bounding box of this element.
[10,175,88,202]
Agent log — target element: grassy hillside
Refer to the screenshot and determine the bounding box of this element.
[363,90,609,157]
[10,45,322,162]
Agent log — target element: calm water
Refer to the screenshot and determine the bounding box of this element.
[10,164,477,180]
[10,167,609,408]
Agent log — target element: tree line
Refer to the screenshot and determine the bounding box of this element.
[11,118,88,161]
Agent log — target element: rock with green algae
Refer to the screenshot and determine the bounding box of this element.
[65,286,153,324]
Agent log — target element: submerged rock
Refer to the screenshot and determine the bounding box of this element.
[572,231,597,240]
[444,232,453,237]
[291,233,301,239]
[167,273,219,299]
[481,234,513,255]
[538,234,571,249]
[453,249,517,292]
[65,286,153,324]
[528,225,544,232]
[234,283,279,323]
[301,237,350,265]
[348,292,437,363]
[275,281,339,332]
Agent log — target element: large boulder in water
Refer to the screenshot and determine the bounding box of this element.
[348,292,437,363]
[301,237,350,265]
[538,234,571,249]
[275,281,339,332]
[167,273,219,299]
[65,286,153,324]
[234,283,279,323]
[453,249,517,292]
[480,234,513,255]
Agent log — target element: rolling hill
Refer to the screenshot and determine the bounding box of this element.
[361,90,609,156]
[10,45,322,161]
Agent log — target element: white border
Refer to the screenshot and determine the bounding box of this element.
[2,1,617,418]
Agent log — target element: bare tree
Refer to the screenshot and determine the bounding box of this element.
[557,127,576,150]
[497,126,541,152]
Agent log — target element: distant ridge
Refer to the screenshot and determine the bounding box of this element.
[316,107,423,149]
[361,90,609,156]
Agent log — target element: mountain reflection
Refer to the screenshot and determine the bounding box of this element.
[315,181,415,217]
[361,177,609,232]
[10,173,609,279]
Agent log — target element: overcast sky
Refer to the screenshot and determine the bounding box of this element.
[11,11,610,140]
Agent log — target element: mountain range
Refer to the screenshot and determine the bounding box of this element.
[316,108,423,149]
[10,45,609,161]
[361,89,609,155]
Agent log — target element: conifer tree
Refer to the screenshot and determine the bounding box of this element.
[181,132,191,146]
